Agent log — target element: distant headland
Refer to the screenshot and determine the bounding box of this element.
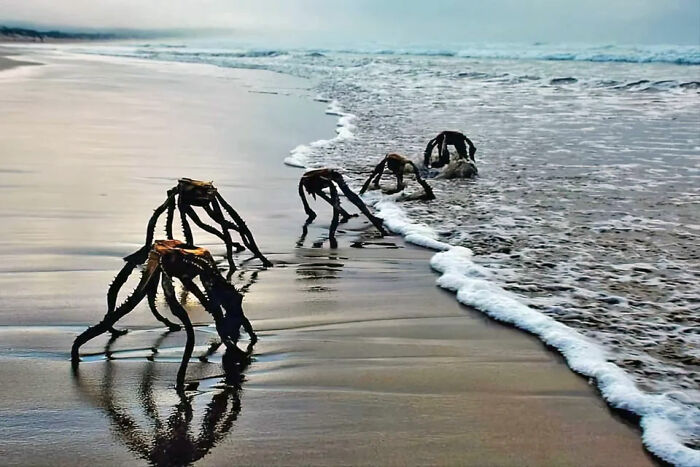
[0,24,214,42]
[0,25,126,42]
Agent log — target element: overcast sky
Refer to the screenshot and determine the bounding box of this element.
[1,0,699,45]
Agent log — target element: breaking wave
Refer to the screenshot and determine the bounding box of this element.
[77,41,700,67]
[338,43,700,65]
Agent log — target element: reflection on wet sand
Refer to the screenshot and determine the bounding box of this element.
[350,241,402,249]
[73,343,250,466]
[292,236,402,293]
[296,220,323,248]
[293,249,345,293]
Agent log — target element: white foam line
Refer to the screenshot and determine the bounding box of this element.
[284,100,356,168]
[363,192,700,467]
[284,143,319,168]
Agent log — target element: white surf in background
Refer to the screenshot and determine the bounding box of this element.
[76,40,700,465]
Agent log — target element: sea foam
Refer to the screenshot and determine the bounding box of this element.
[365,193,700,467]
[283,99,356,168]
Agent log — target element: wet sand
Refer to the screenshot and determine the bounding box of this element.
[0,47,40,71]
[0,49,655,465]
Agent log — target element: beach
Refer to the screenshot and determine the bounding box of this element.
[0,48,658,465]
[0,47,39,71]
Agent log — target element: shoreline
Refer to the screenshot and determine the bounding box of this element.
[0,48,656,465]
[365,190,697,465]
[0,47,42,72]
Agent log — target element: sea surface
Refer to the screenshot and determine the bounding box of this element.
[67,40,699,465]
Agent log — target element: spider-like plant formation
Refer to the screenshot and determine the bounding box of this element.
[138,178,272,274]
[424,130,477,168]
[71,239,257,389]
[360,153,435,200]
[298,168,388,247]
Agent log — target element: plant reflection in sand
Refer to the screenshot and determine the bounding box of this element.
[73,335,250,467]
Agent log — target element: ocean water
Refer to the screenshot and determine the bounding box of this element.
[76,41,699,464]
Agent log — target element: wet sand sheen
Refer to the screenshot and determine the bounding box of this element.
[0,49,653,465]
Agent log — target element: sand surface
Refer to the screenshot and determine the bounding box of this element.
[0,47,40,71]
[0,49,655,465]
